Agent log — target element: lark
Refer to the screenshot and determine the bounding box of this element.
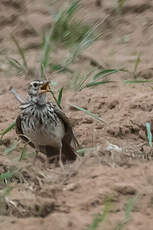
[16,80,79,165]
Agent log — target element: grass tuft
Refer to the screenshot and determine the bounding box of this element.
[87,196,137,230]
[51,0,91,47]
[87,200,111,230]
[113,196,137,230]
[1,121,16,139]
[57,87,64,106]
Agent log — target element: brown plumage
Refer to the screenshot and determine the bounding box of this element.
[16,80,79,163]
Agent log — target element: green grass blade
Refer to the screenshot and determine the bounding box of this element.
[117,0,126,13]
[41,31,52,69]
[65,22,101,65]
[8,58,24,72]
[133,54,141,78]
[41,63,47,80]
[113,196,137,230]
[55,8,65,23]
[48,88,62,110]
[50,64,64,72]
[77,147,97,156]
[57,87,64,106]
[66,0,80,22]
[19,143,27,161]
[71,72,82,90]
[88,200,111,230]
[93,69,125,80]
[0,171,15,183]
[5,140,20,154]
[80,21,102,49]
[86,80,113,88]
[79,70,95,91]
[146,122,152,147]
[1,121,16,139]
[49,63,73,73]
[70,104,105,123]
[11,35,28,69]
[124,196,137,222]
[113,222,124,230]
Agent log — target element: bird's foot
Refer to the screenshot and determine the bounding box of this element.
[59,158,65,170]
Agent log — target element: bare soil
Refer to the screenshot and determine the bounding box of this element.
[1,0,153,229]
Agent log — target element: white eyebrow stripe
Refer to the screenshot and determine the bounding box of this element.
[30,80,43,86]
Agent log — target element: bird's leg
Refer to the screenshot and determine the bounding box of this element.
[59,143,64,169]
[95,0,102,7]
[33,147,39,165]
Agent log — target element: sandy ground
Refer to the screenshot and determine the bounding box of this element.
[1,0,153,229]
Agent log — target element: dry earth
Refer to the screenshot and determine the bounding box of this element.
[1,0,153,229]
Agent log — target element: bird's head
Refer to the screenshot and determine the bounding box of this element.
[28,80,50,104]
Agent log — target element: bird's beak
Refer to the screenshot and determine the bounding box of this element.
[40,81,50,94]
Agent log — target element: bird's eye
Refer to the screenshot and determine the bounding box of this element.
[33,83,38,88]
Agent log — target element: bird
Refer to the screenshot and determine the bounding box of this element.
[16,80,79,165]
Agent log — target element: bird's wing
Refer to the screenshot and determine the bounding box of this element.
[53,105,80,148]
[16,115,35,148]
[16,115,60,156]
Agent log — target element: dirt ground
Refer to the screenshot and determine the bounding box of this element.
[1,0,153,229]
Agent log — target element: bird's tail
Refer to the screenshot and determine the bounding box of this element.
[62,139,77,161]
[41,142,77,162]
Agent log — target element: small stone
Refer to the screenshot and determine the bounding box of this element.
[63,183,78,191]
[114,183,137,195]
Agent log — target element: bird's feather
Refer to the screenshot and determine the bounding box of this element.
[16,104,78,161]
[53,105,80,148]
